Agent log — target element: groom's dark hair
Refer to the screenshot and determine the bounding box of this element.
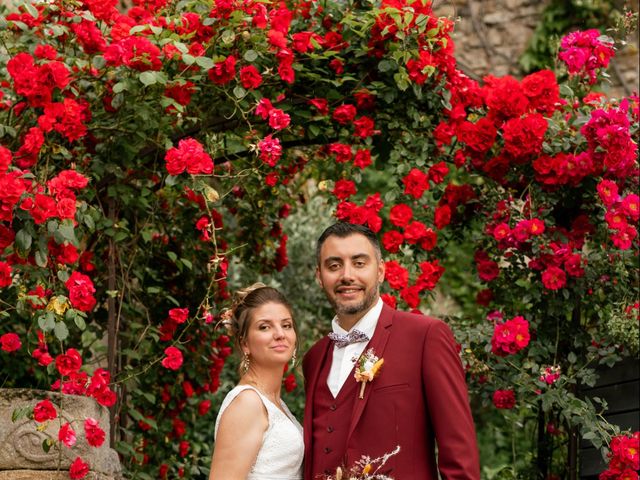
[316,222,382,265]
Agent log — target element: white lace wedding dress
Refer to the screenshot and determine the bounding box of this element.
[214,385,304,479]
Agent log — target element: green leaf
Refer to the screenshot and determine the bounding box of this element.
[54,321,69,341]
[74,315,87,331]
[195,56,214,70]
[15,229,32,251]
[181,258,193,270]
[112,81,127,94]
[244,50,258,62]
[378,60,394,72]
[38,313,56,332]
[35,250,48,268]
[12,405,32,422]
[139,71,157,86]
[42,438,52,453]
[233,86,247,99]
[167,251,178,262]
[182,54,196,66]
[92,56,106,70]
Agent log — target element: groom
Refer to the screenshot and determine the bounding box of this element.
[303,222,480,479]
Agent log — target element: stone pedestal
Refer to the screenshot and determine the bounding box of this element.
[0,389,121,479]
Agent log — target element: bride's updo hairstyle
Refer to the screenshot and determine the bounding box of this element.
[226,283,297,354]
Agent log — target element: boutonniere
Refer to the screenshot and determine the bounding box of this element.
[353,348,384,399]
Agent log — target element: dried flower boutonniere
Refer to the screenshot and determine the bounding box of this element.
[353,348,384,399]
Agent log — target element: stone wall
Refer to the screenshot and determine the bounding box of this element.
[0,389,121,480]
[435,0,639,99]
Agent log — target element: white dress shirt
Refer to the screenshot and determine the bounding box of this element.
[327,298,383,397]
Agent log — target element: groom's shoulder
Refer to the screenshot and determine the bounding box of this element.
[303,335,329,363]
[389,308,447,333]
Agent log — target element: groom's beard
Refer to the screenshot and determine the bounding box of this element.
[327,280,381,318]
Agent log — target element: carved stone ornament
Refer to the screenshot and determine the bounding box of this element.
[0,389,121,479]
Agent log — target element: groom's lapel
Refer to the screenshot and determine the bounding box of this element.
[346,303,394,441]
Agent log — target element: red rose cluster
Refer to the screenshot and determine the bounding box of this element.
[492,389,516,409]
[600,432,639,480]
[558,29,615,84]
[490,315,531,356]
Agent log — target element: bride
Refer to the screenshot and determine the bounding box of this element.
[209,283,303,479]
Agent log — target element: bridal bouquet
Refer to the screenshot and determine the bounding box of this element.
[326,446,400,480]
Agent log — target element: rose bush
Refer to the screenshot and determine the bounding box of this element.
[0,0,637,478]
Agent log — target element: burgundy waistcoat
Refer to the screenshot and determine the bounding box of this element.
[310,347,359,479]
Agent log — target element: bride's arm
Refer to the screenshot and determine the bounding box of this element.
[209,390,269,480]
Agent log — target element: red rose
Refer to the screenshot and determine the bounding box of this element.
[353,116,378,138]
[332,179,356,200]
[198,399,212,416]
[380,293,397,309]
[491,316,530,356]
[402,168,429,199]
[168,308,189,324]
[328,143,352,163]
[179,440,190,458]
[403,221,428,244]
[162,346,183,370]
[332,104,357,125]
[207,55,236,85]
[258,135,282,167]
[84,418,106,447]
[400,285,421,309]
[384,260,409,290]
[389,204,413,227]
[597,180,619,207]
[521,69,560,115]
[428,161,449,184]
[65,271,97,312]
[69,457,90,479]
[182,380,194,397]
[541,266,566,290]
[56,348,83,376]
[353,149,372,169]
[477,259,499,282]
[381,230,403,253]
[416,260,445,291]
[476,289,493,306]
[268,109,290,130]
[502,113,548,160]
[0,261,12,288]
[456,118,497,154]
[309,98,329,115]
[284,373,297,392]
[434,204,451,229]
[0,146,11,173]
[58,422,77,447]
[483,74,529,121]
[0,332,21,352]
[33,399,57,422]
[492,389,516,409]
[165,138,214,176]
[239,65,262,89]
[57,197,77,220]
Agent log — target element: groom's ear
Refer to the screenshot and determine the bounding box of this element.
[315,267,322,286]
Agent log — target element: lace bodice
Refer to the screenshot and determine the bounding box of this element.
[214,385,304,480]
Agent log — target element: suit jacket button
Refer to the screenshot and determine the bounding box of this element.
[327,426,334,433]
[329,404,337,411]
[324,447,332,454]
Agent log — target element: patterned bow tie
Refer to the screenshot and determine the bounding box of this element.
[328,329,369,348]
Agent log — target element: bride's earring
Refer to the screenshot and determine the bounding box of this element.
[290,350,297,368]
[240,352,250,375]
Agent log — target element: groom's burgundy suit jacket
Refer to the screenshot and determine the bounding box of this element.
[302,303,480,480]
